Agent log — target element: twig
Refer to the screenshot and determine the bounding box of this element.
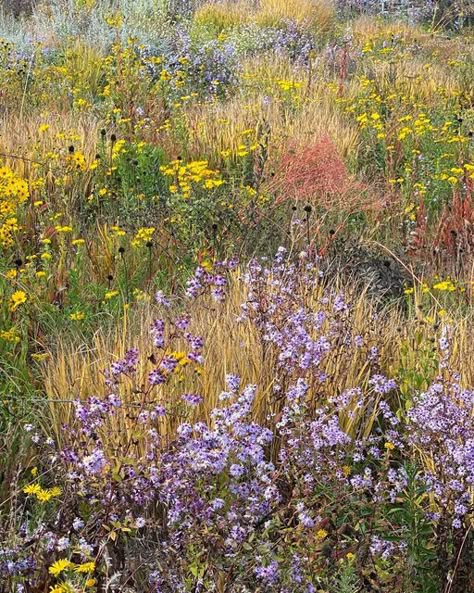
[0,152,44,166]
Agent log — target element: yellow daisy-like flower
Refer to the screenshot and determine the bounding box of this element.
[75,561,95,573]
[9,290,27,312]
[48,558,74,576]
[36,486,62,503]
[23,483,41,495]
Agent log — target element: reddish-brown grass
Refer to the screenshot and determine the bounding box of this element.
[268,136,379,214]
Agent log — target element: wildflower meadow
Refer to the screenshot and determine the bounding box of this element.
[0,0,474,591]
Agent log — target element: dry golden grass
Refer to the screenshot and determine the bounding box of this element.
[39,268,474,453]
[356,59,462,107]
[184,78,360,165]
[0,111,100,174]
[256,0,335,33]
[349,16,419,42]
[194,1,250,30]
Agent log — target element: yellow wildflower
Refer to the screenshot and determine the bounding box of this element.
[75,561,95,573]
[0,328,20,343]
[23,483,42,495]
[316,529,328,540]
[69,311,85,321]
[104,290,119,300]
[432,280,456,292]
[9,290,27,312]
[31,353,49,361]
[49,558,74,576]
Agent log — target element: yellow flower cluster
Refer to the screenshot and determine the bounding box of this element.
[23,483,62,503]
[49,558,95,576]
[0,165,29,248]
[404,278,459,295]
[437,163,474,185]
[432,280,456,292]
[0,328,20,344]
[67,151,87,171]
[69,311,85,320]
[160,160,224,198]
[276,79,302,92]
[111,139,127,160]
[169,350,191,367]
[131,226,155,247]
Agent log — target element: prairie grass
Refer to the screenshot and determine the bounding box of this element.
[256,0,336,33]
[40,269,474,446]
[194,1,251,32]
[1,3,474,591]
[183,79,360,164]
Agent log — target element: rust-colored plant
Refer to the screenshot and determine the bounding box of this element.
[268,136,377,213]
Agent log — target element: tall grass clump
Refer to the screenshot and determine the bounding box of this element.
[257,0,336,33]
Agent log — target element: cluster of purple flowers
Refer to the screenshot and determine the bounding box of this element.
[2,250,473,592]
